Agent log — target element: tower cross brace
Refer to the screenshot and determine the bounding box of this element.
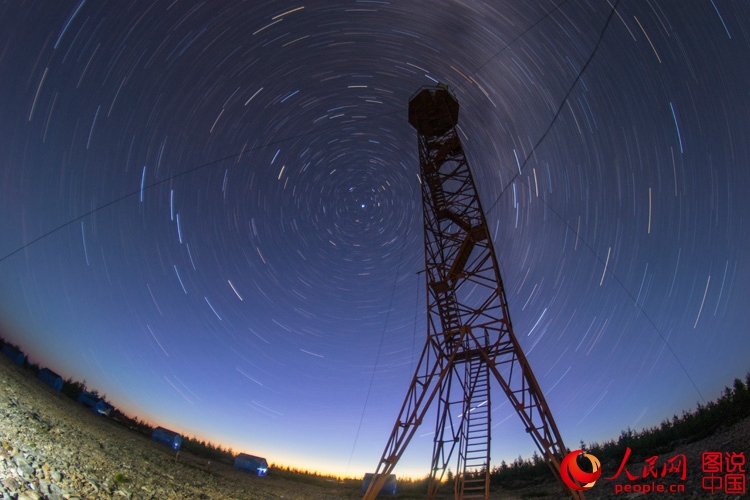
[362,86,583,500]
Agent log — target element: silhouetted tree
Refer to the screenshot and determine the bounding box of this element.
[61,377,86,400]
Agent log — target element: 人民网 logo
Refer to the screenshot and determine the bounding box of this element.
[561,449,602,491]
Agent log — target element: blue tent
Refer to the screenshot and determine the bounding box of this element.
[77,391,113,416]
[1,344,25,366]
[38,368,63,392]
[151,427,182,450]
[234,453,268,476]
[362,473,397,496]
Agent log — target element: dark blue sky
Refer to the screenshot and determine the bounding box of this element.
[0,0,748,478]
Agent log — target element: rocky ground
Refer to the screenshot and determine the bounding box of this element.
[0,354,365,500]
[0,353,747,499]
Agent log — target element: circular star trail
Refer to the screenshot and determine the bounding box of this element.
[0,1,748,477]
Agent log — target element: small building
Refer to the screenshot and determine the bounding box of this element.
[1,344,25,367]
[77,391,113,416]
[362,473,397,496]
[234,453,268,476]
[151,427,182,451]
[38,368,63,392]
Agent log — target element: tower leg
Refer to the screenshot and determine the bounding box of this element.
[363,329,468,500]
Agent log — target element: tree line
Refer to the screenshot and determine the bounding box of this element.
[489,371,750,489]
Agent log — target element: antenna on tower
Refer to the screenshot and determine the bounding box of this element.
[363,86,583,500]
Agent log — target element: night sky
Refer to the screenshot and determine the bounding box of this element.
[1,0,749,479]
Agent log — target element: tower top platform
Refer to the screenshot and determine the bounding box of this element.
[408,84,459,137]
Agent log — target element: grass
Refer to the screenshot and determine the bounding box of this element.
[114,473,130,484]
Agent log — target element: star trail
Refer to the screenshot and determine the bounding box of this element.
[0,1,748,478]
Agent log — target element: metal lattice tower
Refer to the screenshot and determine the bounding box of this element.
[362,86,583,500]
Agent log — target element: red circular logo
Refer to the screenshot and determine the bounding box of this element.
[560,450,602,491]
